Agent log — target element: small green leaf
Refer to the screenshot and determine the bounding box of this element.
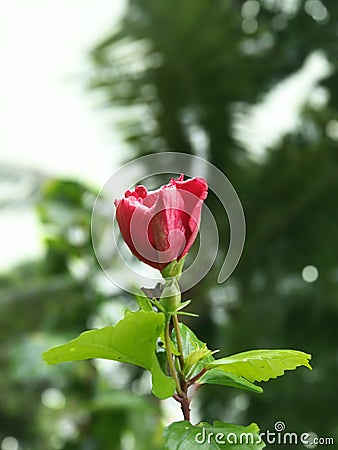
[175,323,210,358]
[163,420,265,449]
[159,323,180,356]
[165,335,181,356]
[198,368,263,394]
[183,346,215,378]
[208,349,312,383]
[43,310,175,399]
[135,293,154,311]
[172,323,215,378]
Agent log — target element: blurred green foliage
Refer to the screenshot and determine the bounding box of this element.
[1,0,338,448]
[0,180,164,449]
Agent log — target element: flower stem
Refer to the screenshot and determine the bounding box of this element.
[173,394,191,422]
[187,368,207,387]
[171,314,192,421]
[172,314,185,374]
[164,317,184,398]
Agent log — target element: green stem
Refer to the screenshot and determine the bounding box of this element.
[172,314,185,373]
[164,316,184,397]
[171,314,191,421]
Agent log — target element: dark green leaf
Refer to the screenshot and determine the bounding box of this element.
[163,420,265,449]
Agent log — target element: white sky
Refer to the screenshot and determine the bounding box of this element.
[0,0,127,183]
[0,0,127,269]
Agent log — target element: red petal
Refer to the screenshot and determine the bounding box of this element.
[114,175,208,271]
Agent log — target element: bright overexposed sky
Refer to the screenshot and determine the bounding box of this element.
[1,0,127,183]
[233,50,332,157]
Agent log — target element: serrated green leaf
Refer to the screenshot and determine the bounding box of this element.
[207,349,312,383]
[172,323,215,378]
[43,310,161,367]
[163,420,265,449]
[43,310,175,399]
[198,368,263,394]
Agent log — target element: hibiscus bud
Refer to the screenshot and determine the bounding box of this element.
[114,174,208,271]
[159,278,181,313]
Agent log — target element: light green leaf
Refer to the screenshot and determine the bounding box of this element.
[198,368,263,394]
[163,420,265,450]
[43,310,175,399]
[159,324,180,356]
[173,323,215,378]
[207,349,312,382]
[151,352,176,399]
[183,346,215,378]
[135,293,154,311]
[164,334,181,356]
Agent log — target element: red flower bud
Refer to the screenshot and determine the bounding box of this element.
[114,174,208,272]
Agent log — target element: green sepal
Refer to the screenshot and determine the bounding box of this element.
[161,257,186,280]
[177,299,191,310]
[177,311,199,318]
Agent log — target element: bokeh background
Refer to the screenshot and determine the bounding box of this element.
[1,0,338,449]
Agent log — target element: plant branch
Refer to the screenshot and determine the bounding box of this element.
[172,314,185,373]
[164,317,184,397]
[173,393,191,422]
[165,314,192,421]
[187,368,207,387]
